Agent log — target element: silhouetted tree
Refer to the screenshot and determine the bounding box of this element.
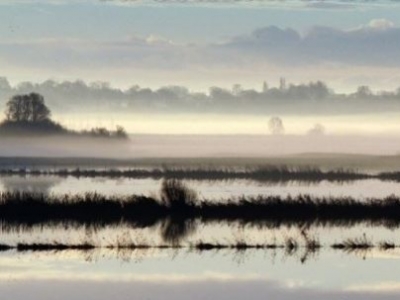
[5,93,50,122]
[354,86,372,98]
[115,125,128,139]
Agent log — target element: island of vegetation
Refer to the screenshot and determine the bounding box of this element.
[0,93,128,139]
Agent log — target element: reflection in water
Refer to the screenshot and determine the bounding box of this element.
[2,277,399,300]
[1,249,400,300]
[2,175,400,200]
[0,176,62,194]
[0,175,399,299]
[160,217,197,244]
[0,219,399,265]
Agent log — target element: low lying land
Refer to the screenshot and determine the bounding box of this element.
[3,166,400,182]
[2,153,400,171]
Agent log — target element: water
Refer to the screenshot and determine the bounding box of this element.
[1,248,400,299]
[2,175,400,199]
[1,174,400,299]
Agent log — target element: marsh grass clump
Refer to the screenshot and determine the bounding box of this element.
[284,237,299,255]
[160,179,198,210]
[332,234,373,252]
[16,242,95,252]
[300,230,321,252]
[192,241,228,251]
[379,241,396,250]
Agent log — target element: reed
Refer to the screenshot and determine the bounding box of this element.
[1,181,400,229]
[0,166,372,182]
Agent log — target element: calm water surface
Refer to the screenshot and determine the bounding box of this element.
[1,248,400,300]
[1,175,400,299]
[2,175,400,199]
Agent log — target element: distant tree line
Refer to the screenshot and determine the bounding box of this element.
[1,77,400,114]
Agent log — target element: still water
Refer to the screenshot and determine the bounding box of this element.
[1,248,400,300]
[1,175,400,299]
[1,175,400,199]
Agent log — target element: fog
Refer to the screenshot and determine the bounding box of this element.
[1,134,400,158]
[54,112,400,135]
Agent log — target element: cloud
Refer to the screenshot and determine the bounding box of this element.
[0,36,190,70]
[222,19,400,67]
[0,19,400,89]
[0,0,398,9]
[368,19,395,30]
[2,19,400,71]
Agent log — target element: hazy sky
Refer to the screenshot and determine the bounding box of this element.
[1,0,400,91]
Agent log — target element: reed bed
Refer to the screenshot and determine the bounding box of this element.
[0,166,372,182]
[0,236,396,255]
[1,179,400,228]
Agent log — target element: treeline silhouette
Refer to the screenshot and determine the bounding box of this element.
[1,77,400,114]
[0,166,373,182]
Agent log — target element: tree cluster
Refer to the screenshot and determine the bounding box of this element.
[1,93,128,139]
[5,93,50,123]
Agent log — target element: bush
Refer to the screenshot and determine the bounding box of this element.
[160,179,198,209]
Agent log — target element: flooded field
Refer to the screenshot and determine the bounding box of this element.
[0,166,400,300]
[2,174,400,200]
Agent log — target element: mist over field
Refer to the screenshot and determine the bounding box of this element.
[1,77,400,157]
[2,2,400,300]
[1,134,400,158]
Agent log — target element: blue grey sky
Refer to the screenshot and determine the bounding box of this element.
[0,1,398,42]
[1,0,400,90]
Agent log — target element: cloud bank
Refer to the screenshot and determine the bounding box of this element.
[223,19,400,67]
[2,19,400,68]
[1,19,399,89]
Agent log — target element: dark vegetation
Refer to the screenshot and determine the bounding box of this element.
[2,180,400,232]
[0,235,395,264]
[5,165,400,183]
[0,93,128,139]
[0,166,373,182]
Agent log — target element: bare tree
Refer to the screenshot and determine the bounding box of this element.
[268,117,285,135]
[5,93,50,122]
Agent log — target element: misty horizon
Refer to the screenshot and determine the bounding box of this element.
[2,2,400,300]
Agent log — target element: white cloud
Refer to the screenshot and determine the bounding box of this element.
[368,19,395,30]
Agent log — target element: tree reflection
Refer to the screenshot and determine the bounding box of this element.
[0,175,62,194]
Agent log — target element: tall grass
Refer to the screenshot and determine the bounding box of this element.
[1,180,400,229]
[160,179,198,209]
[0,166,373,182]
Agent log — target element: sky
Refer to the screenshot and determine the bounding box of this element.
[1,0,400,91]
